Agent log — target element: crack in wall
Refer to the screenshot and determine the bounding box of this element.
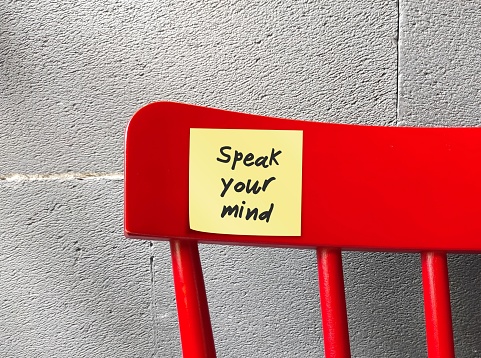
[149,241,159,358]
[0,172,124,182]
[396,0,401,126]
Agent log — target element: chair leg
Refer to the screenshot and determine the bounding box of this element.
[422,251,455,358]
[317,248,351,358]
[171,240,216,358]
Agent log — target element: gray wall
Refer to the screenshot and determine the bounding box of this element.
[1,1,480,357]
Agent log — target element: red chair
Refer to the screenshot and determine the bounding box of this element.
[125,101,481,358]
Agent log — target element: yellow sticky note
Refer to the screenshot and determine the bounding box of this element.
[189,129,303,236]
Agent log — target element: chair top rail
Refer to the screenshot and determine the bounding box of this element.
[125,102,481,252]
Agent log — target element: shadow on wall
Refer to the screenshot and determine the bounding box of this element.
[343,251,426,357]
[449,254,481,357]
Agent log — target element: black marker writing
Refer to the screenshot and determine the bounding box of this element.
[220,177,276,197]
[217,146,282,170]
[221,202,274,223]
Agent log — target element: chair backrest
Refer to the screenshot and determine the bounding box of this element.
[125,101,481,358]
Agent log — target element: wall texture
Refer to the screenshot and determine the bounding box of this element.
[1,1,480,357]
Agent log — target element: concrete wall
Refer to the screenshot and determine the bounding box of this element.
[1,1,480,357]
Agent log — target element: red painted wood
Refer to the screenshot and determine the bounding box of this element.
[317,248,351,358]
[422,252,455,358]
[125,101,481,251]
[171,240,216,358]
